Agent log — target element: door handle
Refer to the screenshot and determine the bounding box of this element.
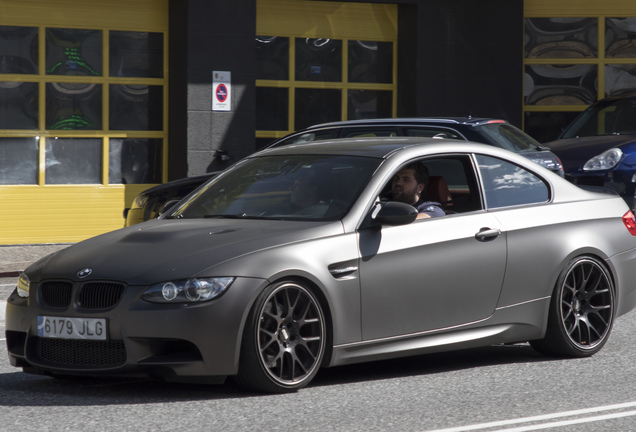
[475,227,501,242]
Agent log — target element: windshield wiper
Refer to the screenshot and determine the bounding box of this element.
[203,214,243,219]
[203,213,273,220]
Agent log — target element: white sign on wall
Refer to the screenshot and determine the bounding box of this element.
[212,71,231,111]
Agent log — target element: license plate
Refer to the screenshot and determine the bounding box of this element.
[37,316,107,340]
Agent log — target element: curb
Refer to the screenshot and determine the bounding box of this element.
[0,271,20,278]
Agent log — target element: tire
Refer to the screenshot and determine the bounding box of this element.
[235,281,327,393]
[531,256,615,357]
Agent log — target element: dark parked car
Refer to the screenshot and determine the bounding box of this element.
[124,172,217,226]
[545,91,636,209]
[8,138,636,393]
[125,117,564,226]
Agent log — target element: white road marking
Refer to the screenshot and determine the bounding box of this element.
[425,401,636,432]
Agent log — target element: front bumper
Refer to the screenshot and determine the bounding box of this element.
[5,276,265,383]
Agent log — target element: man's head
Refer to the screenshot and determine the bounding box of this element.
[391,162,429,205]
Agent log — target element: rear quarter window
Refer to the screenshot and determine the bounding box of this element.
[269,130,339,148]
[405,127,462,139]
[476,154,549,209]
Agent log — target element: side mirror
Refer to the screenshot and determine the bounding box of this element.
[363,201,418,228]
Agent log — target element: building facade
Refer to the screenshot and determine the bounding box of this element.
[1,0,635,244]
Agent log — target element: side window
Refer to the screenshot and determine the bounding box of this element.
[420,155,482,213]
[380,155,482,215]
[476,154,549,209]
[405,127,463,140]
[269,130,339,148]
[342,127,397,138]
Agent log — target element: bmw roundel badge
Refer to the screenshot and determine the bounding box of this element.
[77,268,92,278]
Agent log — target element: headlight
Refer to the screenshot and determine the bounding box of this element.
[583,148,623,171]
[142,277,235,303]
[17,273,30,298]
[131,195,149,209]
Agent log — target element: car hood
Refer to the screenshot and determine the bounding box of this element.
[546,135,636,171]
[26,219,344,285]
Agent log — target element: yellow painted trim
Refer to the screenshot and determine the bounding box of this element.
[0,0,168,30]
[392,39,398,117]
[102,137,109,185]
[162,31,170,183]
[525,0,636,16]
[257,0,397,40]
[38,137,46,186]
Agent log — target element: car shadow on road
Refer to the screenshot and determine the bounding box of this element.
[0,343,556,405]
[312,343,549,387]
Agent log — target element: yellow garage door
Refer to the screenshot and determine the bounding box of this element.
[0,0,168,245]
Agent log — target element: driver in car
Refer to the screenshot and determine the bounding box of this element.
[391,162,445,219]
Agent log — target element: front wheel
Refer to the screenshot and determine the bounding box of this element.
[235,281,327,393]
[531,256,615,357]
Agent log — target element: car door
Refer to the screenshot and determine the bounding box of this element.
[358,155,507,341]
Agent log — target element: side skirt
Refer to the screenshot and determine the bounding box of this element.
[328,296,550,367]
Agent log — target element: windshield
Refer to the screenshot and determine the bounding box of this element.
[562,98,636,138]
[476,123,541,152]
[170,154,381,221]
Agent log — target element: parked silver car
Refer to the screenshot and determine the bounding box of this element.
[7,138,636,393]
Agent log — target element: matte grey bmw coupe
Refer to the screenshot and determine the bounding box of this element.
[7,138,636,393]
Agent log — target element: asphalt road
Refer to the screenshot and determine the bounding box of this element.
[3,278,636,432]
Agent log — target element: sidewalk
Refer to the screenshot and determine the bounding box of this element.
[1,244,72,322]
[0,244,71,277]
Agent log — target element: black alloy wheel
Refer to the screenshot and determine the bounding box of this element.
[236,281,326,393]
[531,256,615,357]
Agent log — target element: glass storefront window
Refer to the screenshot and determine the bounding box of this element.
[294,88,341,130]
[524,18,597,58]
[295,38,342,82]
[255,32,395,138]
[256,36,289,80]
[348,40,392,84]
[0,26,38,74]
[110,31,164,78]
[524,64,596,105]
[109,84,163,130]
[1,18,167,189]
[605,64,636,96]
[0,137,38,184]
[606,18,636,58]
[0,81,38,129]
[348,89,392,120]
[45,138,101,184]
[46,82,102,130]
[255,87,288,131]
[46,28,102,76]
[109,138,162,184]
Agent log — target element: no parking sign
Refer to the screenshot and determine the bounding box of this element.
[212,71,231,111]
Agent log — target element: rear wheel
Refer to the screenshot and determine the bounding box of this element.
[531,256,615,357]
[235,281,326,393]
